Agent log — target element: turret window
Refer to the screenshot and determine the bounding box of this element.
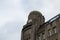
[27,19,32,23]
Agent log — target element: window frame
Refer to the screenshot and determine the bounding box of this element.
[53,26,57,34]
[48,29,52,36]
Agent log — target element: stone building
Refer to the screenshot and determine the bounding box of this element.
[21,11,60,40]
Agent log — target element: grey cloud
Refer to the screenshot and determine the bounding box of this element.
[0,0,60,40]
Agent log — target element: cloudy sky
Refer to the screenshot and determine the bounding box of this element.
[0,0,60,40]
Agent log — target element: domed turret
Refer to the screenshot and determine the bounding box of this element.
[27,11,45,25]
[21,11,45,40]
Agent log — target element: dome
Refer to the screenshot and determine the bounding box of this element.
[29,11,42,17]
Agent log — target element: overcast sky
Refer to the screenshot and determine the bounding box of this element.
[0,0,60,40]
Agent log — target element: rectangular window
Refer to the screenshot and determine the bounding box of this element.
[42,33,45,40]
[48,29,52,36]
[38,35,41,40]
[53,26,56,34]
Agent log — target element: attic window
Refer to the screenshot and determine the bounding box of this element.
[27,19,32,23]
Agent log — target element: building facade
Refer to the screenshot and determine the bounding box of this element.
[21,11,60,40]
